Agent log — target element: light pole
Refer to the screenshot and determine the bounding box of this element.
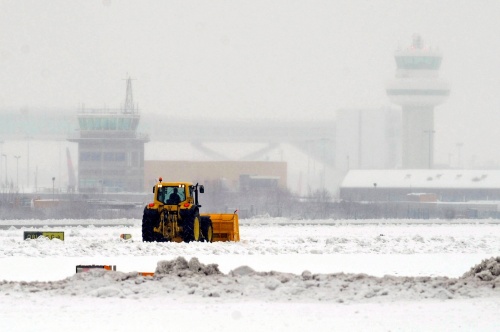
[52,177,55,201]
[14,155,20,189]
[424,130,435,169]
[456,142,464,169]
[26,136,33,189]
[0,141,3,187]
[2,154,7,186]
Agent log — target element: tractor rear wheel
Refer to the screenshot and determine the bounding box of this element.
[142,207,160,242]
[183,210,201,242]
[200,216,213,243]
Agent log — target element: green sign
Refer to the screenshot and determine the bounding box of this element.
[24,231,64,241]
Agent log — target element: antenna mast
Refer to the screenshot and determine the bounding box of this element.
[123,76,136,114]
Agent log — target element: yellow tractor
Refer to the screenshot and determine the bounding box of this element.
[142,178,240,242]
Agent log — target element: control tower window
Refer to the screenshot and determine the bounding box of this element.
[396,56,441,70]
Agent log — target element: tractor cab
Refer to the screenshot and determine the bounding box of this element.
[152,178,204,207]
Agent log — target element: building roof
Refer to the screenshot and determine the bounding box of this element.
[341,170,500,189]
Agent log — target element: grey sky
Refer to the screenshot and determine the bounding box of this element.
[1,1,500,167]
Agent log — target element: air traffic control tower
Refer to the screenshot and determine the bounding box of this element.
[69,78,149,193]
[387,35,450,169]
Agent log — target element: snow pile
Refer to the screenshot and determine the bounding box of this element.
[1,256,498,303]
[155,256,222,276]
[462,256,500,282]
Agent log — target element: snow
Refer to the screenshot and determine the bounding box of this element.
[0,218,499,331]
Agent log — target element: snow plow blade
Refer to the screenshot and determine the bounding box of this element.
[202,213,240,242]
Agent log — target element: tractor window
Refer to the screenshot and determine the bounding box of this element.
[157,186,186,205]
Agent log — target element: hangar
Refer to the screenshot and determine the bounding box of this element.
[339,170,500,219]
[340,169,500,202]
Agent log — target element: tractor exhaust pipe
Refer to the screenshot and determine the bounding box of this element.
[194,183,204,207]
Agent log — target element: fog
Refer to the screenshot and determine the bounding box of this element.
[1,1,500,189]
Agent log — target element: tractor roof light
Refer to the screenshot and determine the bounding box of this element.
[159,177,163,182]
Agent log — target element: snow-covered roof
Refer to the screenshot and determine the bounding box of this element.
[341,170,500,189]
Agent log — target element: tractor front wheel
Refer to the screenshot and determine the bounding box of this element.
[142,207,160,242]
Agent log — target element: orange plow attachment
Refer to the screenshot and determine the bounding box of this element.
[202,213,240,242]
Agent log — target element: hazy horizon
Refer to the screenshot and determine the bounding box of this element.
[1,1,500,180]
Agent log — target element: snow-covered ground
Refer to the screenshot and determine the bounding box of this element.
[1,218,499,331]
